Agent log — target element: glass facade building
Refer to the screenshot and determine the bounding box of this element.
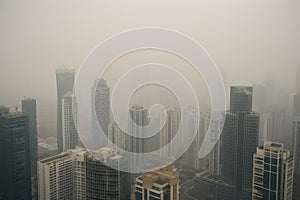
[252,141,294,200]
[56,68,75,153]
[0,112,32,200]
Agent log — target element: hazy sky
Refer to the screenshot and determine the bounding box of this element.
[1,0,300,136]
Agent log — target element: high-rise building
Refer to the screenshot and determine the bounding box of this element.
[230,85,253,112]
[22,98,38,199]
[128,105,149,154]
[266,110,291,147]
[22,99,38,179]
[0,112,32,200]
[293,94,300,117]
[56,68,75,153]
[220,111,260,198]
[38,152,74,200]
[293,67,300,177]
[252,141,294,200]
[85,147,130,200]
[38,147,130,200]
[108,120,126,149]
[160,107,180,158]
[62,92,78,150]
[135,165,179,200]
[195,86,259,200]
[293,118,300,176]
[220,85,259,199]
[91,78,110,137]
[296,66,300,94]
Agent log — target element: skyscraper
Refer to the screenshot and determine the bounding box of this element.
[252,141,294,200]
[22,98,38,180]
[0,112,32,200]
[56,68,75,153]
[194,86,259,200]
[293,67,300,177]
[62,92,78,150]
[230,85,253,112]
[160,107,180,158]
[128,105,149,154]
[220,85,259,199]
[135,165,179,200]
[296,66,300,94]
[108,120,126,149]
[85,147,130,200]
[91,78,110,137]
[293,117,300,176]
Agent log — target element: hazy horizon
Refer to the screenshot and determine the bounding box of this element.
[1,0,300,137]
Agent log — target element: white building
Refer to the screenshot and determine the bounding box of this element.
[38,152,73,200]
[252,141,294,200]
[38,147,130,200]
[62,92,78,150]
[135,165,179,200]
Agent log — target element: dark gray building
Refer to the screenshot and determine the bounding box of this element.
[230,85,253,113]
[220,85,259,199]
[56,69,75,153]
[22,98,38,199]
[0,112,32,200]
[194,86,259,200]
[0,105,9,115]
[85,148,130,200]
[22,99,38,179]
[194,171,236,200]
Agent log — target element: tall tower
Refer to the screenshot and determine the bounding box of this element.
[293,118,300,176]
[62,92,78,150]
[108,120,126,149]
[22,98,38,178]
[0,112,32,200]
[160,107,180,158]
[220,85,259,199]
[92,78,110,136]
[230,85,253,112]
[296,66,300,94]
[56,68,75,153]
[129,105,149,154]
[252,141,294,200]
[293,66,300,176]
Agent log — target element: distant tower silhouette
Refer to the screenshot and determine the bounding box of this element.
[62,92,78,150]
[56,68,74,153]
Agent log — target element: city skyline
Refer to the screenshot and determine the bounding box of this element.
[1,1,300,199]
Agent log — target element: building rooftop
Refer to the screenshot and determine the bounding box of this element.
[140,165,179,189]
